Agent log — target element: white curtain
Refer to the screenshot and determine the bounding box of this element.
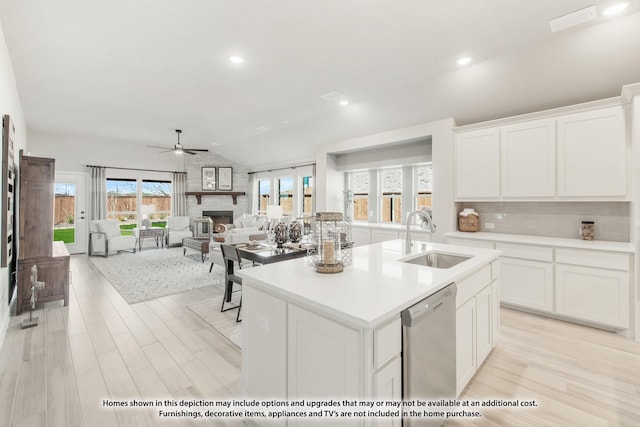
[171,172,188,216]
[247,173,256,214]
[89,166,107,220]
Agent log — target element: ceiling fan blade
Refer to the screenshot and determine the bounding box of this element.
[147,145,171,149]
[183,149,200,155]
[184,148,209,152]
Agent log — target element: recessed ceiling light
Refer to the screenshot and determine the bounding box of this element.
[229,55,244,64]
[602,2,629,16]
[339,99,350,106]
[456,56,472,66]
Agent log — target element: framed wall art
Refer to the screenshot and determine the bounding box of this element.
[201,166,216,190]
[2,115,16,268]
[218,167,233,191]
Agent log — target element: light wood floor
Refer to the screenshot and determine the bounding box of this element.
[0,255,639,426]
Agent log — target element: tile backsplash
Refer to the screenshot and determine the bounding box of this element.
[456,202,630,242]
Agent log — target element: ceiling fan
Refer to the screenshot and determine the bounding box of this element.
[147,129,209,155]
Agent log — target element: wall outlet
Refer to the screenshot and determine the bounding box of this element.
[485,222,495,229]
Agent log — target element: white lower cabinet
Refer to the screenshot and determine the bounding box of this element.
[555,264,629,328]
[372,357,402,427]
[455,264,499,397]
[500,257,554,312]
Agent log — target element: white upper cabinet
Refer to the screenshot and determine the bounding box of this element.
[455,103,628,200]
[557,106,627,197]
[455,128,500,199]
[500,119,556,197]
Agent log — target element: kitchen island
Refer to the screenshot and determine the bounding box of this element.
[237,239,501,426]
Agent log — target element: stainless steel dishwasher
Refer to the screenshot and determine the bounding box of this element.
[402,283,457,426]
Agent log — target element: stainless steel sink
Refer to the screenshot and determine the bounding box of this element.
[401,251,471,269]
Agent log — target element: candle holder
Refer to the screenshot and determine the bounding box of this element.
[307,212,353,274]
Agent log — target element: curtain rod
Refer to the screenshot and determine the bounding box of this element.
[248,162,316,175]
[86,164,185,174]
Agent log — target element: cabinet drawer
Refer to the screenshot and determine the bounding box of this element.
[456,265,492,308]
[374,317,401,370]
[495,242,552,262]
[446,237,494,249]
[556,248,629,271]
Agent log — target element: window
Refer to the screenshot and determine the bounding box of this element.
[415,165,432,209]
[278,177,294,216]
[107,179,138,235]
[258,179,271,215]
[301,176,313,215]
[141,180,171,227]
[351,171,369,221]
[380,168,402,223]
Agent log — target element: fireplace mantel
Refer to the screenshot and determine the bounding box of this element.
[185,191,246,205]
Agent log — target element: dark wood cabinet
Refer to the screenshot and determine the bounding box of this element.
[16,154,69,314]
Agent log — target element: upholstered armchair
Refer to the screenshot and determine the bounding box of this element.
[166,216,193,247]
[89,219,136,257]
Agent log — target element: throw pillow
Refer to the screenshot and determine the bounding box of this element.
[97,220,122,238]
[256,216,268,230]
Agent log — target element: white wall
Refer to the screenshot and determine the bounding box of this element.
[0,20,28,349]
[315,118,456,241]
[27,129,186,174]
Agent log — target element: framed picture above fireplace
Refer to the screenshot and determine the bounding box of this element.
[218,167,233,191]
[201,166,216,190]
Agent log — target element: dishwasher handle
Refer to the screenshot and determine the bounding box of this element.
[401,283,457,327]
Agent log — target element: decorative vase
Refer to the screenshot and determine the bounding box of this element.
[274,222,288,248]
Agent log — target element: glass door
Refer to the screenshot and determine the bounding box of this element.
[54,173,87,254]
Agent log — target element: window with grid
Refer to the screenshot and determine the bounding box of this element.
[351,171,369,221]
[380,168,402,223]
[415,164,432,210]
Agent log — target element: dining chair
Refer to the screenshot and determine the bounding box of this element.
[220,244,244,322]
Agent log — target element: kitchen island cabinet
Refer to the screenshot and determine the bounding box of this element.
[238,240,501,426]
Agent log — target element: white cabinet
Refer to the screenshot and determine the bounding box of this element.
[501,257,554,312]
[455,104,628,201]
[500,119,556,197]
[456,296,476,396]
[455,128,500,199]
[371,229,399,243]
[555,248,630,329]
[352,227,371,247]
[288,304,362,401]
[455,265,499,396]
[496,242,554,312]
[557,106,626,197]
[372,357,402,427]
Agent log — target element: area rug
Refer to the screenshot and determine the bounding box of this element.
[89,247,221,304]
[186,288,242,349]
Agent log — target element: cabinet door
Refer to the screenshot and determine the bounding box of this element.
[491,279,500,346]
[371,229,398,243]
[288,305,362,402]
[555,264,629,328]
[456,297,476,397]
[373,357,402,427]
[455,128,500,199]
[501,258,554,312]
[475,285,492,366]
[557,106,626,197]
[500,119,556,197]
[351,227,371,247]
[242,286,288,400]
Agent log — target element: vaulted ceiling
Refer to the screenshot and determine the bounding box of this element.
[1,0,639,168]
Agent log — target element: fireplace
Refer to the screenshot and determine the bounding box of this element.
[202,210,234,227]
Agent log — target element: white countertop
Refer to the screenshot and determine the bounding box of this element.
[237,239,501,329]
[444,231,635,253]
[351,222,432,233]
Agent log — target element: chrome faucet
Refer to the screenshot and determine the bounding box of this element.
[405,209,436,253]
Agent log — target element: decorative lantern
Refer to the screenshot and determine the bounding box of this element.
[193,217,213,240]
[307,212,353,274]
